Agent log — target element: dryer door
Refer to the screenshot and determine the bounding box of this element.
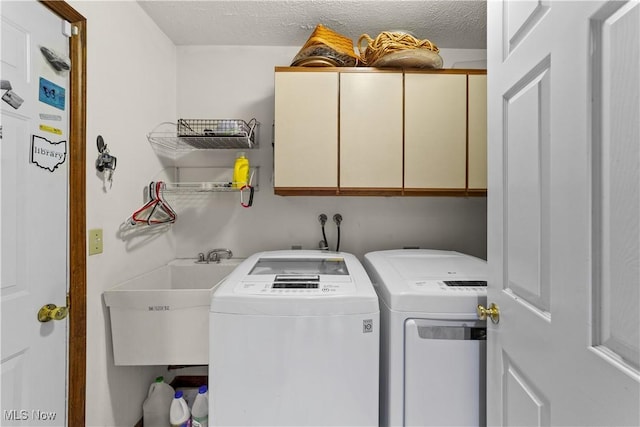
[404,318,486,426]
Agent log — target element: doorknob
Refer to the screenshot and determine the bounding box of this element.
[477,303,500,324]
[38,303,69,322]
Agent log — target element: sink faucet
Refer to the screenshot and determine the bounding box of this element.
[206,248,233,263]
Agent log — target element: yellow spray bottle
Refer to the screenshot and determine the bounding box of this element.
[233,151,250,188]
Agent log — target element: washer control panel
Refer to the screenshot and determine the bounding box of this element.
[235,275,355,295]
[409,280,487,293]
[233,257,358,296]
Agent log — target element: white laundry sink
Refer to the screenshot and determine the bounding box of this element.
[103,258,243,366]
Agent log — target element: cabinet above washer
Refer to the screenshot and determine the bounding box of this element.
[273,67,486,197]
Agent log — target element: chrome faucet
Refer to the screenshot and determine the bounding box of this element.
[206,248,233,263]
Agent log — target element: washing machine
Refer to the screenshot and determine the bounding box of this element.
[209,250,379,426]
[364,249,488,427]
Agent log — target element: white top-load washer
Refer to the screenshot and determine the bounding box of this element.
[364,249,488,427]
[209,250,379,426]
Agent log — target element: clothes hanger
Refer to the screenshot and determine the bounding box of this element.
[129,181,177,225]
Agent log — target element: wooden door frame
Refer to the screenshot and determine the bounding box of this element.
[39,1,87,425]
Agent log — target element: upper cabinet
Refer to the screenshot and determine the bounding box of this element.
[273,67,487,196]
[273,71,338,192]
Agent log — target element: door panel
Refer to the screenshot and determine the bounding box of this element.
[591,1,640,372]
[502,354,549,427]
[1,2,70,425]
[503,59,551,315]
[505,1,551,57]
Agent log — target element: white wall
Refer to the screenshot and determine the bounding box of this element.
[174,46,487,261]
[64,2,486,423]
[67,1,177,425]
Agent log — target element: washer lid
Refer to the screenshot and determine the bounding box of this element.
[363,249,488,314]
[211,250,379,316]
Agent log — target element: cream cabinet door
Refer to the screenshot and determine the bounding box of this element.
[405,73,467,189]
[340,72,403,189]
[274,71,338,190]
[468,74,487,190]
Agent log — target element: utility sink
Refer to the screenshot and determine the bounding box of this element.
[103,258,243,366]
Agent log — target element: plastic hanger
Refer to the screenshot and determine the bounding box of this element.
[129,181,177,225]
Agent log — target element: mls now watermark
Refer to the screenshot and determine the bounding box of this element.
[4,409,57,421]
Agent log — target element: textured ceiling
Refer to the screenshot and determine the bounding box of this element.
[137,0,487,49]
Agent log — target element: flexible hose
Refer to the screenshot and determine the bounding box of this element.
[321,225,329,250]
[319,214,329,250]
[333,214,342,252]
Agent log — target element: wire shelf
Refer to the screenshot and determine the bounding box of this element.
[147,119,259,151]
[163,182,244,193]
[162,167,259,193]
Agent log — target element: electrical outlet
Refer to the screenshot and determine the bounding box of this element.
[88,228,103,255]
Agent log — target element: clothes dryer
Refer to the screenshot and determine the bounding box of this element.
[364,249,488,427]
[210,250,379,426]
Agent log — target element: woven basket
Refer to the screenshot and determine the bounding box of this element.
[291,24,359,67]
[302,24,358,59]
[358,32,441,67]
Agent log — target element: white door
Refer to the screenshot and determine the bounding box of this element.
[487,1,639,426]
[1,1,70,425]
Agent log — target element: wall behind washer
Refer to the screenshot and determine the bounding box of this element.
[172,46,487,261]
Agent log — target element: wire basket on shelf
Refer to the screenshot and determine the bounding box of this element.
[176,118,258,149]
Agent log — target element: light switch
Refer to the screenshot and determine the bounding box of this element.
[88,228,103,255]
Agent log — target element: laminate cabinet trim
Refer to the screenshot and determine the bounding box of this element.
[275,66,487,76]
[273,188,487,197]
[274,187,340,196]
